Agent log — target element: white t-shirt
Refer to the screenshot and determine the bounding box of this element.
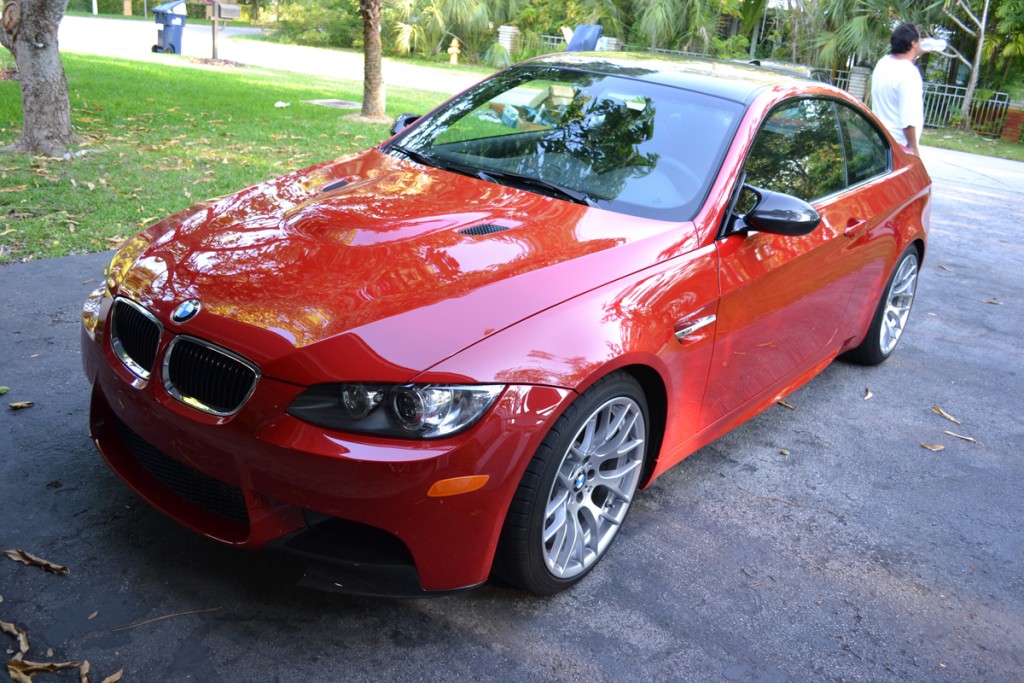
[870,55,924,147]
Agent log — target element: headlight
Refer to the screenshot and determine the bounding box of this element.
[105,234,151,294]
[288,383,504,439]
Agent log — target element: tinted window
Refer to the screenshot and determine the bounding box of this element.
[837,104,890,185]
[391,66,743,221]
[743,98,845,202]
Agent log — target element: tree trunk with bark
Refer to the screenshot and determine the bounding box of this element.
[359,0,386,118]
[1,0,77,156]
[959,0,991,130]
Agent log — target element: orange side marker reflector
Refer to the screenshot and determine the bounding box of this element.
[427,475,489,498]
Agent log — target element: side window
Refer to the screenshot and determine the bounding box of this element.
[743,98,845,202]
[837,104,890,185]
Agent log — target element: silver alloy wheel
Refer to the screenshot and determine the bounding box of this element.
[542,396,646,579]
[879,253,919,355]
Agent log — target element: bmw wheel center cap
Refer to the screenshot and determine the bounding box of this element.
[171,299,202,324]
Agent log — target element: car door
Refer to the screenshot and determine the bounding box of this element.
[700,97,869,428]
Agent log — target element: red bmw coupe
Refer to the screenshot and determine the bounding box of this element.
[81,54,930,596]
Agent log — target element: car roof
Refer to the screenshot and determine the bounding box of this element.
[520,52,814,104]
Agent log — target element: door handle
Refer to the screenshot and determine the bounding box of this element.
[843,218,867,238]
[674,314,716,343]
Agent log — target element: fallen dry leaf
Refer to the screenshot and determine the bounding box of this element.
[0,185,28,193]
[864,388,874,400]
[3,549,69,574]
[1,619,30,657]
[777,400,796,410]
[111,606,221,632]
[87,611,98,620]
[100,668,124,683]
[920,442,945,452]
[8,659,81,676]
[944,430,980,444]
[937,264,953,271]
[9,401,34,410]
[982,299,1002,305]
[932,406,962,425]
[7,666,31,683]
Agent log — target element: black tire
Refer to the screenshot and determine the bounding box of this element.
[493,372,649,595]
[843,244,920,366]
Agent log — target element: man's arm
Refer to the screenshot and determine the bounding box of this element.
[902,125,920,155]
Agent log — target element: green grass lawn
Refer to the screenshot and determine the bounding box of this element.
[0,51,448,263]
[924,129,1024,162]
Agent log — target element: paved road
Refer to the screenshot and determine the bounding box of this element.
[57,15,487,96]
[1,136,1022,682]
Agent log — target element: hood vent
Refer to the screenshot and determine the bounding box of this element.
[458,223,510,236]
[321,179,350,193]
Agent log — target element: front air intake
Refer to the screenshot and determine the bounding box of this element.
[110,298,163,380]
[163,336,259,416]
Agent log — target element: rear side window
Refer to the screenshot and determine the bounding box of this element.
[837,104,890,185]
[742,98,845,203]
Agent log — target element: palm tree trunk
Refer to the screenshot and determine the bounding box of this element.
[359,0,386,118]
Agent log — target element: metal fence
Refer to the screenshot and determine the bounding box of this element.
[923,82,1011,134]
[540,34,563,50]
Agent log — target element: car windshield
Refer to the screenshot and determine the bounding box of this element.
[387,65,743,221]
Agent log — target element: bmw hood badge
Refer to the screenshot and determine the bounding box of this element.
[171,299,202,324]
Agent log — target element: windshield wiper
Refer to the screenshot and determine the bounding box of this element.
[473,168,599,207]
[389,144,442,169]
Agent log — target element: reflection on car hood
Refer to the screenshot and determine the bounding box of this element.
[117,148,697,383]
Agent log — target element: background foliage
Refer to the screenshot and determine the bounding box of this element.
[245,0,1024,96]
[54,0,1024,95]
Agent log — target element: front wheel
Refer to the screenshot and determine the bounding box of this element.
[843,245,920,366]
[493,372,648,594]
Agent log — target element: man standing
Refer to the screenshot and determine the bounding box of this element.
[871,23,925,155]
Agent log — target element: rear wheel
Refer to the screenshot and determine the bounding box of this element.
[493,373,648,594]
[843,245,920,366]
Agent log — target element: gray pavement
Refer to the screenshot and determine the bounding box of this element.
[2,43,1023,681]
[57,15,487,95]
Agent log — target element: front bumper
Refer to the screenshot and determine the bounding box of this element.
[82,288,572,594]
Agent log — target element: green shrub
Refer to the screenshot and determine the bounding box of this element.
[273,0,361,48]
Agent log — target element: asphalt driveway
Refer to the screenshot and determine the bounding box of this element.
[0,145,1021,682]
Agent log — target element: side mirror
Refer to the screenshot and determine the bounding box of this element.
[390,113,421,136]
[740,186,821,236]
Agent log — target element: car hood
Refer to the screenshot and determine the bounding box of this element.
[115,148,698,384]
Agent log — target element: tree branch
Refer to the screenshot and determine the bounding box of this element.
[942,44,974,69]
[955,0,982,27]
[944,9,978,37]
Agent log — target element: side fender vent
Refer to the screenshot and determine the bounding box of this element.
[458,223,510,236]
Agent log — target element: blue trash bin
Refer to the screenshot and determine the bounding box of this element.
[152,0,187,54]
